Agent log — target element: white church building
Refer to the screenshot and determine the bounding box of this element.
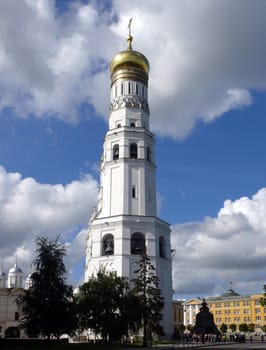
[85,30,173,337]
[0,263,29,338]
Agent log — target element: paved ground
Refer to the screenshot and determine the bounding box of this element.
[152,341,266,350]
[188,342,266,349]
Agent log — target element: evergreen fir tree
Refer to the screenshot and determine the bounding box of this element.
[17,236,77,339]
[132,250,165,346]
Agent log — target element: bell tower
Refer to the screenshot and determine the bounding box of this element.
[85,23,173,337]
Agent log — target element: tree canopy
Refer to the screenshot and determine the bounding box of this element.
[229,323,237,332]
[17,235,77,338]
[220,323,228,333]
[132,251,165,346]
[77,269,142,342]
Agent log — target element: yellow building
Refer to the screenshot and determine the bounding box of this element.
[173,300,184,333]
[183,288,266,332]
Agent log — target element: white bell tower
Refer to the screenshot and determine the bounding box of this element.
[85,26,173,337]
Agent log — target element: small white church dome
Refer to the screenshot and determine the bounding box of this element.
[8,264,23,275]
[7,263,23,288]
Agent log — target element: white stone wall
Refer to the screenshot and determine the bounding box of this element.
[85,214,173,336]
[0,288,25,338]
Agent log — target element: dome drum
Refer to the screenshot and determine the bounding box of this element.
[111,65,148,86]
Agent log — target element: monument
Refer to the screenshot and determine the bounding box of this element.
[194,299,220,336]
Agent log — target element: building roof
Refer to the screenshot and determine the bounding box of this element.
[110,30,149,75]
[221,288,240,297]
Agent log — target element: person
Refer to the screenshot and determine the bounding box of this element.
[250,335,253,342]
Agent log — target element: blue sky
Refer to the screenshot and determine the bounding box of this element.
[0,0,266,300]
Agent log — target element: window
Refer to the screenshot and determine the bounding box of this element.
[136,83,138,95]
[131,232,145,255]
[130,122,135,127]
[117,123,121,128]
[113,144,119,160]
[132,186,136,198]
[15,312,19,321]
[128,82,131,94]
[121,83,124,94]
[130,143,138,159]
[102,234,114,256]
[147,146,151,161]
[159,236,166,258]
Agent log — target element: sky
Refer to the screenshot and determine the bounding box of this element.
[0,0,266,300]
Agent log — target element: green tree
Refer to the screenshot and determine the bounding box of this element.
[239,323,248,332]
[229,323,237,333]
[248,323,255,332]
[132,251,164,346]
[220,323,228,333]
[178,324,186,333]
[187,324,194,332]
[77,269,142,343]
[17,236,77,339]
[261,325,266,333]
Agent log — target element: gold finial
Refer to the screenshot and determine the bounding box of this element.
[127,18,133,50]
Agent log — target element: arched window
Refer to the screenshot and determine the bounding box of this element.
[147,146,151,161]
[159,236,166,258]
[15,312,19,321]
[113,144,119,160]
[130,143,138,159]
[131,232,145,255]
[117,123,121,128]
[102,234,114,256]
[130,122,135,127]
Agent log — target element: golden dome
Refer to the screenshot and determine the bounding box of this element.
[110,35,149,75]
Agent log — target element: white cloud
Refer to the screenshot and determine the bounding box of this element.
[171,188,266,298]
[0,1,265,137]
[113,0,265,138]
[0,166,98,284]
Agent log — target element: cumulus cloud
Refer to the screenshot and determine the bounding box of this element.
[0,166,98,284]
[0,0,113,121]
[171,188,266,298]
[0,0,265,138]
